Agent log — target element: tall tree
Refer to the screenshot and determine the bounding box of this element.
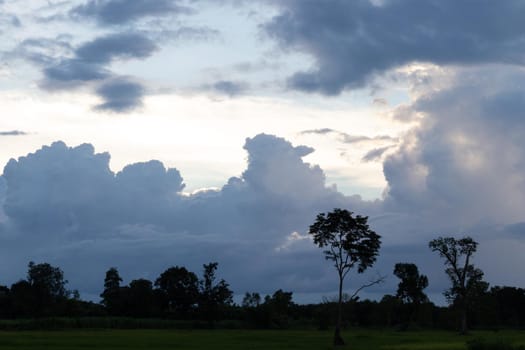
[155,266,199,318]
[429,236,486,334]
[393,263,428,327]
[309,208,381,346]
[198,262,233,326]
[100,267,123,315]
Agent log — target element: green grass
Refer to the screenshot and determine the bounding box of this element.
[0,329,523,349]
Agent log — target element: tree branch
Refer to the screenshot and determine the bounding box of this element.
[349,274,387,301]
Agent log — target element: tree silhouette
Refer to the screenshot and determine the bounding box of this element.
[393,263,428,327]
[429,236,487,334]
[27,261,69,316]
[199,262,233,326]
[100,267,122,315]
[309,208,381,346]
[155,266,199,318]
[128,279,156,317]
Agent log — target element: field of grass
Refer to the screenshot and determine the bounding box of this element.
[0,329,523,349]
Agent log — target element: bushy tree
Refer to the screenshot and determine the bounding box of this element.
[393,263,429,327]
[394,263,428,305]
[262,289,295,329]
[27,261,69,315]
[309,208,381,346]
[155,266,199,318]
[128,278,156,317]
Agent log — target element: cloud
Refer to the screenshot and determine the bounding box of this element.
[71,0,193,25]
[0,130,28,136]
[75,32,157,63]
[0,176,6,222]
[300,128,334,135]
[155,26,220,43]
[0,13,21,30]
[8,37,73,66]
[301,128,397,144]
[5,1,215,113]
[210,80,248,97]
[361,146,394,163]
[263,0,525,94]
[383,66,525,229]
[42,60,110,88]
[94,77,146,112]
[37,33,156,111]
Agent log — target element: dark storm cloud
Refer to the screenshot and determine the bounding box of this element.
[71,0,193,25]
[264,0,525,94]
[0,130,27,136]
[94,77,146,112]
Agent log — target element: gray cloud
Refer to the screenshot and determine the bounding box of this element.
[383,66,525,229]
[361,146,394,163]
[42,60,109,88]
[41,32,157,86]
[210,80,248,97]
[0,130,28,136]
[5,1,215,113]
[75,32,157,63]
[94,77,146,112]
[8,37,73,66]
[264,0,525,94]
[38,33,156,111]
[300,128,334,135]
[0,13,21,30]
[157,26,220,43]
[71,0,193,25]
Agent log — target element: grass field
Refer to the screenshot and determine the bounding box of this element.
[0,329,523,349]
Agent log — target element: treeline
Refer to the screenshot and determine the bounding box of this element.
[1,261,525,330]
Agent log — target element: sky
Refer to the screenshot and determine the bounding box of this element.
[1,0,525,304]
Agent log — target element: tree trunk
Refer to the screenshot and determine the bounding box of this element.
[460,306,468,335]
[334,274,345,346]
